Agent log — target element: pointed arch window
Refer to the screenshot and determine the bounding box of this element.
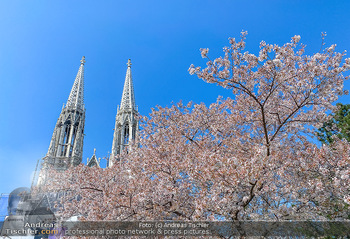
[123,124,129,145]
[132,126,136,141]
[61,121,72,157]
[69,124,78,157]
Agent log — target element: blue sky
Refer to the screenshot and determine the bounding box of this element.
[0,0,350,194]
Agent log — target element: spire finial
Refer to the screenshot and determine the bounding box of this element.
[127,59,131,67]
[93,148,96,155]
[80,56,86,65]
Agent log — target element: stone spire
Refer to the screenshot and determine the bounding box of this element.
[109,59,138,167]
[37,57,86,185]
[120,59,136,110]
[66,56,85,110]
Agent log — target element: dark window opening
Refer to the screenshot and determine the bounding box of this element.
[124,124,129,145]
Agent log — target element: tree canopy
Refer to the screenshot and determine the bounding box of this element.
[37,33,350,223]
[317,103,350,144]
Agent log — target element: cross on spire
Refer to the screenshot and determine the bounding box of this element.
[80,56,86,65]
[127,59,132,67]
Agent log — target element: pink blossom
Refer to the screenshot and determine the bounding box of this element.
[292,35,301,43]
[200,48,209,58]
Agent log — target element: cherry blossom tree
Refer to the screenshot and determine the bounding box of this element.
[36,32,350,222]
[185,31,350,219]
[189,31,349,157]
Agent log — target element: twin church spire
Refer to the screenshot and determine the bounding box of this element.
[110,59,138,166]
[37,57,86,185]
[39,57,137,184]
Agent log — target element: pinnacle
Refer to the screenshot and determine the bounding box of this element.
[120,59,136,110]
[66,57,85,110]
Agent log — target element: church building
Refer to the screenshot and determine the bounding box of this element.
[37,57,138,185]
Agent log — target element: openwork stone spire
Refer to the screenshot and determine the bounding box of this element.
[66,56,85,110]
[120,59,136,110]
[109,59,138,167]
[37,57,86,185]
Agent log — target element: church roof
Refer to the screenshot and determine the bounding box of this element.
[66,56,85,110]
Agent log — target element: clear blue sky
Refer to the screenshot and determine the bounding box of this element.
[0,0,349,194]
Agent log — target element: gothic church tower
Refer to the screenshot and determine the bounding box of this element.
[109,59,138,167]
[37,57,86,185]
